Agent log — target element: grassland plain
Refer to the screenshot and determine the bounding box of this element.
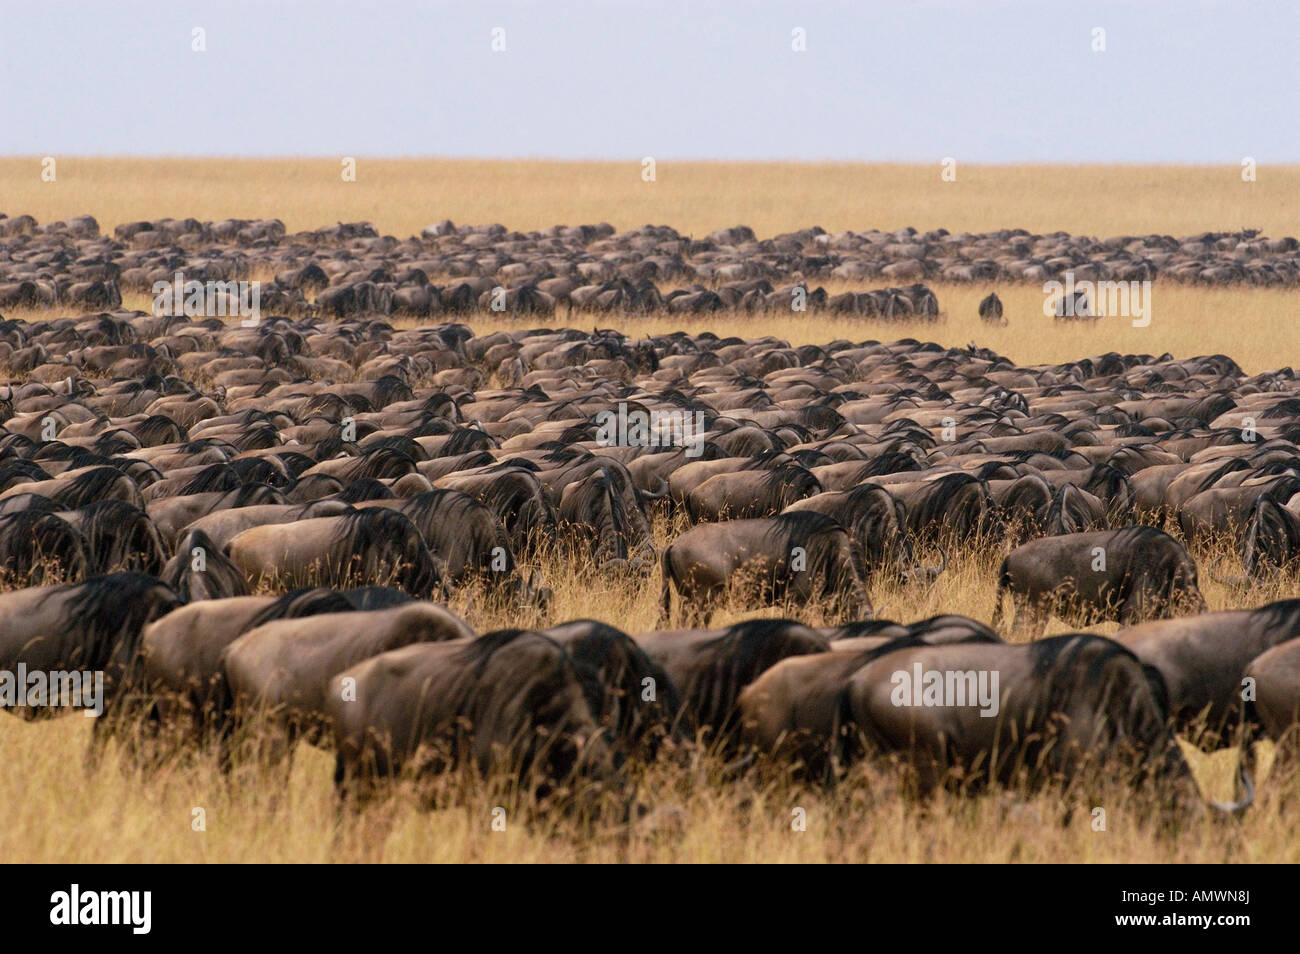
[4,157,1300,247]
[1,159,1298,862]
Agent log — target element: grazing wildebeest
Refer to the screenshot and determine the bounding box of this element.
[0,574,181,726]
[1053,289,1092,319]
[0,465,144,511]
[221,601,476,762]
[161,528,251,602]
[659,512,871,625]
[328,629,616,802]
[180,499,352,550]
[359,490,550,607]
[554,461,656,568]
[888,473,999,543]
[1236,495,1300,580]
[141,587,378,747]
[634,618,829,743]
[1119,598,1300,748]
[542,619,683,758]
[435,464,558,556]
[1044,483,1109,535]
[738,617,1001,779]
[685,463,822,522]
[993,527,1206,637]
[147,482,286,549]
[977,291,1004,324]
[783,482,937,579]
[226,507,443,596]
[0,509,91,583]
[1244,639,1300,772]
[841,633,1252,818]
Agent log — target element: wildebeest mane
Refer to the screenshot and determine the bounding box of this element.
[441,428,496,457]
[0,510,89,581]
[178,463,243,495]
[60,467,138,508]
[335,477,394,502]
[693,619,829,734]
[1027,632,1152,721]
[246,587,356,630]
[37,572,182,677]
[1249,597,1300,640]
[341,586,415,611]
[73,499,165,574]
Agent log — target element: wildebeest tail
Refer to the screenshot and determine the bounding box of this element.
[991,557,1012,631]
[658,545,673,625]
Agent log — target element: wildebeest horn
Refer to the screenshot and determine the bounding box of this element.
[902,544,947,581]
[719,751,755,780]
[928,543,948,577]
[640,476,669,500]
[1208,764,1255,815]
[1207,552,1252,588]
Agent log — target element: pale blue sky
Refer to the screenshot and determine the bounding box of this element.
[0,0,1294,161]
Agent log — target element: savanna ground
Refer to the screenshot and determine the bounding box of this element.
[2,159,1299,862]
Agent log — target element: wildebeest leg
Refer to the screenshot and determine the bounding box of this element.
[333,749,377,812]
[679,580,719,628]
[85,698,164,771]
[1119,584,1158,625]
[256,717,296,774]
[658,567,673,626]
[991,589,1008,631]
[692,598,715,629]
[1271,726,1300,802]
[1009,595,1047,640]
[85,714,110,773]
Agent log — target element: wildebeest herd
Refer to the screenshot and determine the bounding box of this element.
[1,211,1300,826]
[2,212,1299,322]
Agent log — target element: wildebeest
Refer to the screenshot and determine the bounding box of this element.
[328,629,616,802]
[839,633,1251,818]
[977,291,1004,324]
[434,464,558,556]
[1244,639,1300,770]
[140,587,386,747]
[783,482,942,579]
[993,527,1206,637]
[634,617,829,743]
[1119,598,1300,748]
[542,619,682,758]
[737,618,1000,779]
[161,528,251,601]
[0,573,181,724]
[1234,495,1300,580]
[0,509,91,583]
[359,490,550,607]
[221,601,476,762]
[685,463,822,522]
[226,507,443,596]
[659,512,871,625]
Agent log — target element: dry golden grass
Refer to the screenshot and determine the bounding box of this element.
[2,158,1299,862]
[3,157,1299,242]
